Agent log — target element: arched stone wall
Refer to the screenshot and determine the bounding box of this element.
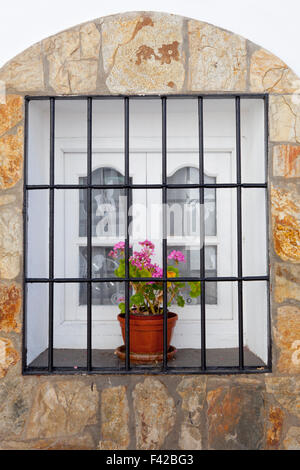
[0,12,299,450]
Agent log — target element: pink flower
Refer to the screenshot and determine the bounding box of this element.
[168,250,186,263]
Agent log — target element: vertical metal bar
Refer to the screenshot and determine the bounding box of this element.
[87,98,92,371]
[236,96,244,369]
[22,98,29,372]
[264,95,272,370]
[162,97,168,370]
[48,97,55,372]
[124,97,130,370]
[198,97,206,371]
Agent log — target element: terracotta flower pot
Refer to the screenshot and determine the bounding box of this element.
[117,312,178,354]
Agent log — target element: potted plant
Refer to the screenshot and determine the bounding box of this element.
[109,240,201,356]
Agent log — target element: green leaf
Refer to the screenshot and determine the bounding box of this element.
[167,265,179,276]
[118,302,125,313]
[130,293,144,306]
[176,295,185,307]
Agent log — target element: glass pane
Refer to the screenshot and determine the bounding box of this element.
[130,99,161,184]
[242,188,267,276]
[243,281,268,366]
[26,283,49,367]
[93,99,124,184]
[27,100,50,185]
[53,283,87,368]
[27,190,49,278]
[241,99,265,183]
[203,98,236,183]
[55,100,87,185]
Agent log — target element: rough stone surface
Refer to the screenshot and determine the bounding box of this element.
[0,95,23,137]
[275,305,300,374]
[207,383,265,450]
[270,95,300,143]
[271,185,300,263]
[0,337,20,378]
[99,385,129,450]
[188,21,247,91]
[103,13,185,93]
[250,49,300,93]
[275,263,300,303]
[133,378,176,450]
[0,126,23,189]
[0,43,44,92]
[0,283,21,332]
[273,144,300,178]
[266,377,300,418]
[283,427,300,450]
[0,433,95,450]
[0,205,22,279]
[26,381,99,439]
[266,407,284,449]
[177,377,206,450]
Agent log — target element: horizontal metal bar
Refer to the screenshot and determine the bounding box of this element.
[26,183,268,190]
[25,275,269,283]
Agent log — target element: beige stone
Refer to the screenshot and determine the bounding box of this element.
[177,377,205,449]
[99,385,129,450]
[178,424,202,450]
[0,205,22,279]
[0,337,19,378]
[0,194,16,206]
[274,263,300,303]
[133,378,176,450]
[103,13,185,93]
[188,21,247,91]
[0,125,23,189]
[271,185,300,263]
[0,43,44,92]
[270,95,300,143]
[273,144,300,177]
[283,426,300,450]
[0,433,95,450]
[275,305,300,374]
[0,282,21,332]
[250,49,300,93]
[26,381,99,439]
[43,28,99,93]
[265,377,300,418]
[0,95,23,137]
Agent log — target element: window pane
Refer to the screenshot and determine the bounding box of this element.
[26,283,49,367]
[55,99,87,185]
[27,100,50,185]
[27,189,49,278]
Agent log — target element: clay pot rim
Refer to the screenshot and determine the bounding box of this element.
[118,312,178,321]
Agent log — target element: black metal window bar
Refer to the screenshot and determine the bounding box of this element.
[23,94,271,375]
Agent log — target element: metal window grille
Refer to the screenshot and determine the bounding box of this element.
[23,94,271,375]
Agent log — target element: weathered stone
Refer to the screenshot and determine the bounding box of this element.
[207,384,264,450]
[265,377,300,418]
[133,378,176,450]
[0,205,22,279]
[43,27,99,93]
[271,185,300,263]
[0,125,23,189]
[0,95,23,137]
[283,426,300,450]
[103,13,185,93]
[177,377,206,449]
[0,433,95,450]
[274,263,300,303]
[270,95,300,143]
[0,194,16,206]
[273,145,300,178]
[0,43,44,92]
[188,21,247,91]
[0,283,21,332]
[0,376,33,438]
[275,305,300,374]
[99,385,129,450]
[0,337,20,378]
[266,407,284,449]
[250,49,300,93]
[26,381,99,439]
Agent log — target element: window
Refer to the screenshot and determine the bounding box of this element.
[23,95,270,374]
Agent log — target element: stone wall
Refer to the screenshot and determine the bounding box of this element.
[0,11,299,450]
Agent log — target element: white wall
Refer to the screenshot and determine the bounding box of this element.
[1,0,300,79]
